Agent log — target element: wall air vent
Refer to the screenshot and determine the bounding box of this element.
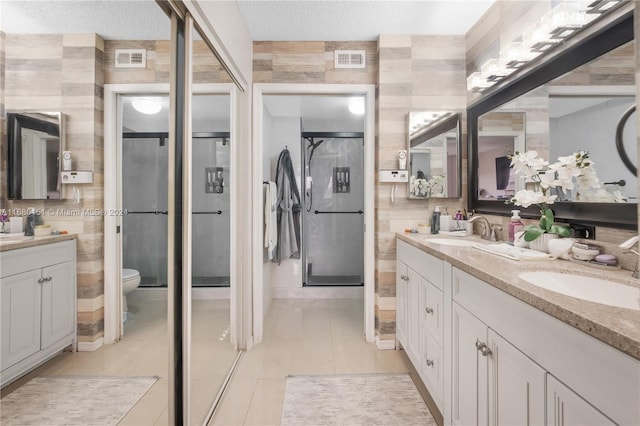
[115,49,146,68]
[334,50,366,69]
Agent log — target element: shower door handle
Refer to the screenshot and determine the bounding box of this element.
[314,210,364,214]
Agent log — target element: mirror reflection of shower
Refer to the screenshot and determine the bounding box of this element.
[121,94,231,288]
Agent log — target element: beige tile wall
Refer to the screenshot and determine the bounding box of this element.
[253,41,378,84]
[103,40,231,85]
[377,35,467,342]
[1,33,106,345]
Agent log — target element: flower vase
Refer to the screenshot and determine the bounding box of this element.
[529,233,558,253]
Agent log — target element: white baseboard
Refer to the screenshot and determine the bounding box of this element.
[272,286,364,299]
[376,336,396,350]
[77,337,104,352]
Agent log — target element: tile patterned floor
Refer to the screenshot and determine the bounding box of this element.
[1,290,236,426]
[2,296,407,426]
[211,299,409,426]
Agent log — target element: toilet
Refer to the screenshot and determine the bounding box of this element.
[122,269,141,313]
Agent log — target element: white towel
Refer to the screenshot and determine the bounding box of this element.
[264,181,278,259]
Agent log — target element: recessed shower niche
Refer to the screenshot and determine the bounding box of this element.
[333,167,351,193]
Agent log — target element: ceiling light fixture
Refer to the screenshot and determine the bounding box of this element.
[467,0,626,93]
[348,97,365,115]
[132,98,162,115]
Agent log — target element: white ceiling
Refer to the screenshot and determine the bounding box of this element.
[236,0,495,41]
[2,1,494,41]
[1,1,170,40]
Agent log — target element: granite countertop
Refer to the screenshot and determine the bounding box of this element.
[0,234,77,252]
[397,232,640,361]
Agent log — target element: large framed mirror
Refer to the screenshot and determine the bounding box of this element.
[468,13,637,228]
[408,111,462,199]
[7,112,64,200]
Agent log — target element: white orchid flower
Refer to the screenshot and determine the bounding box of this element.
[511,190,557,208]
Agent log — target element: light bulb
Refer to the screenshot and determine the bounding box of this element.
[132,98,162,115]
[348,98,365,115]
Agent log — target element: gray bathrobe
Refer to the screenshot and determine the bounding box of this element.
[275,149,301,263]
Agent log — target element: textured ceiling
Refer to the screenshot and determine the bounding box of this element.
[236,0,495,41]
[1,0,170,40]
[2,1,494,41]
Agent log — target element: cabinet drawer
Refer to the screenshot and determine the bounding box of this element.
[421,280,444,346]
[397,240,444,290]
[1,241,75,278]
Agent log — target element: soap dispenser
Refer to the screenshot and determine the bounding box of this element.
[25,208,36,237]
[509,209,524,242]
[431,206,441,234]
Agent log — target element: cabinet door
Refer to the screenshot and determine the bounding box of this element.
[422,330,444,410]
[422,280,444,346]
[488,330,546,426]
[41,261,75,348]
[547,375,616,426]
[406,267,422,361]
[1,270,42,370]
[396,261,408,346]
[452,302,489,426]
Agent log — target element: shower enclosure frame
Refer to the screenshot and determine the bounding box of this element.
[251,83,376,346]
[121,131,232,288]
[301,131,365,287]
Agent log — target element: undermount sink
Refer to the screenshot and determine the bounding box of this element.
[423,238,476,247]
[518,271,640,311]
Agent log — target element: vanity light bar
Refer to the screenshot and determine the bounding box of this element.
[586,0,623,14]
[467,71,493,93]
[467,0,627,93]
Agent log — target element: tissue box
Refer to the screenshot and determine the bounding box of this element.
[9,217,23,234]
[34,224,52,236]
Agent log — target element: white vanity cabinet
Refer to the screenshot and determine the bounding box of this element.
[396,236,640,426]
[1,240,77,386]
[397,240,445,410]
[452,266,637,426]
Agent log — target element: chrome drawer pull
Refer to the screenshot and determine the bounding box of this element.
[426,359,434,367]
[425,307,434,314]
[475,339,492,357]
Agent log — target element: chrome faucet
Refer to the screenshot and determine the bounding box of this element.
[469,215,500,241]
[619,235,640,279]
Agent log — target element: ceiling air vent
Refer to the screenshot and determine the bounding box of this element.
[115,49,146,68]
[334,50,366,69]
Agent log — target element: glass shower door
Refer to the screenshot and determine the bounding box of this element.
[192,136,230,286]
[122,135,169,287]
[303,135,364,286]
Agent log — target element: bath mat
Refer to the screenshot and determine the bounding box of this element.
[1,375,158,426]
[281,373,436,425]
